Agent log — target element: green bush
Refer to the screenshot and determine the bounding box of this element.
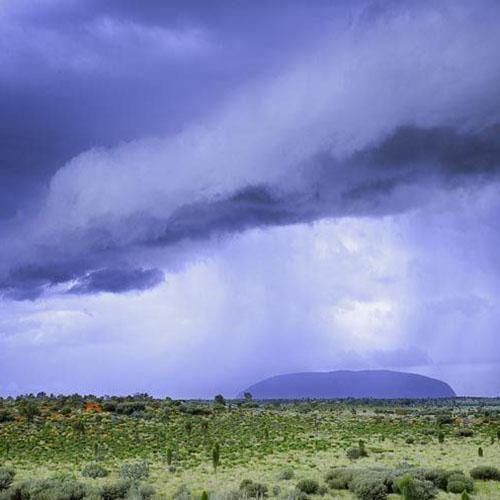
[60,407,72,416]
[17,400,40,422]
[278,467,294,480]
[239,479,268,498]
[347,440,368,460]
[0,411,14,423]
[82,461,109,479]
[446,473,473,494]
[418,469,448,490]
[172,485,191,499]
[437,415,453,425]
[396,474,437,500]
[0,468,15,491]
[126,483,156,499]
[5,477,91,500]
[296,479,319,494]
[120,460,149,482]
[470,465,500,480]
[100,480,132,499]
[349,473,388,500]
[317,484,328,496]
[346,447,363,460]
[325,468,355,489]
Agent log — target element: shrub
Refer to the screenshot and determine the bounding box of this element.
[81,461,109,479]
[0,468,15,491]
[325,468,355,489]
[470,465,500,480]
[17,400,40,421]
[100,480,132,499]
[478,446,483,457]
[72,420,85,433]
[0,411,14,423]
[396,475,437,500]
[126,483,156,499]
[6,477,91,500]
[172,485,191,499]
[102,402,117,412]
[421,468,451,490]
[347,447,363,460]
[317,484,328,496]
[437,415,453,425]
[437,432,444,444]
[115,402,146,415]
[239,479,268,498]
[349,473,388,500]
[120,460,149,482]
[347,440,368,460]
[60,407,72,416]
[212,443,220,472]
[456,428,474,437]
[278,467,294,480]
[446,473,473,494]
[166,448,173,466]
[296,479,319,494]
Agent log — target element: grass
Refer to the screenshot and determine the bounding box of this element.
[0,396,499,498]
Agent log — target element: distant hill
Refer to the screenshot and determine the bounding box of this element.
[240,370,455,399]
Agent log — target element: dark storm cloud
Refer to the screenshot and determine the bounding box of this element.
[68,267,164,295]
[1,0,500,300]
[0,263,84,300]
[3,120,500,301]
[0,0,344,218]
[152,124,500,246]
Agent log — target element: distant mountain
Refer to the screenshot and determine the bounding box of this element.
[240,370,456,399]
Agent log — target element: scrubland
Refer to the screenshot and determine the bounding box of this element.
[0,395,499,499]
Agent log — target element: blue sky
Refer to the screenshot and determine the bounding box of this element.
[1,0,500,397]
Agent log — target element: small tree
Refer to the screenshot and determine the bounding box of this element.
[398,474,417,500]
[478,446,483,457]
[243,392,253,401]
[18,400,40,422]
[214,394,225,406]
[438,431,445,444]
[200,491,209,500]
[72,420,85,434]
[358,439,368,457]
[212,443,220,472]
[166,447,173,466]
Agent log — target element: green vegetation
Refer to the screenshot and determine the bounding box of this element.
[0,395,499,498]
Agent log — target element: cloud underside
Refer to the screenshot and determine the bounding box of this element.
[0,126,500,300]
[1,0,500,301]
[1,123,500,300]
